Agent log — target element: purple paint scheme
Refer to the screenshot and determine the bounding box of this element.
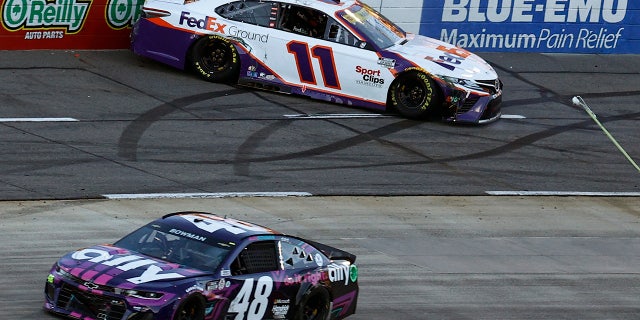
[44,211,359,320]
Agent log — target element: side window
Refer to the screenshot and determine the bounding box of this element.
[279,4,327,38]
[280,240,325,270]
[216,1,277,27]
[231,241,279,275]
[325,20,361,47]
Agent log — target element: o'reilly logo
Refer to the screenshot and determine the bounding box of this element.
[106,0,143,29]
[442,0,628,24]
[2,0,90,33]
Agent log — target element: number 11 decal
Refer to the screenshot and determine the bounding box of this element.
[287,40,341,90]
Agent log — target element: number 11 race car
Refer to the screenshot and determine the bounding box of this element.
[131,0,502,123]
[44,212,358,320]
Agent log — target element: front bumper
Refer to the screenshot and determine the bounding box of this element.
[44,272,163,320]
[442,80,503,124]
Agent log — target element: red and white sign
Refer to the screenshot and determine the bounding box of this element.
[1,0,142,49]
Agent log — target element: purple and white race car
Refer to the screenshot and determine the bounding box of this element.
[44,212,358,320]
[130,0,502,123]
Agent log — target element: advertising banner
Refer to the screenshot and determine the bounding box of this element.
[1,0,142,49]
[420,0,639,53]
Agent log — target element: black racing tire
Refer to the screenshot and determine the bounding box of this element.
[190,35,240,83]
[294,287,331,320]
[389,70,441,119]
[173,295,205,320]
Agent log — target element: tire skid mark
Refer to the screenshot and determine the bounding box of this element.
[294,110,640,172]
[117,88,248,161]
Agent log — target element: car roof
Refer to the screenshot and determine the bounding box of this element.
[209,0,358,13]
[277,0,357,11]
[157,211,281,244]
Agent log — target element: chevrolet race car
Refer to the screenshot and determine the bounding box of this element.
[44,212,359,320]
[131,0,502,123]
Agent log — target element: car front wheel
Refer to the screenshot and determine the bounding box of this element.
[174,295,205,320]
[390,71,441,119]
[190,35,240,83]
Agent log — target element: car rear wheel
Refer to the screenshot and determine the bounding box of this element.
[174,295,205,320]
[190,35,240,83]
[390,70,440,119]
[294,287,331,320]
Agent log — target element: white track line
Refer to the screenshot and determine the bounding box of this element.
[0,118,78,122]
[103,192,313,199]
[500,114,527,119]
[284,113,391,119]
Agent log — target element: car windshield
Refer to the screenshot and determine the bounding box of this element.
[114,224,232,272]
[337,3,405,49]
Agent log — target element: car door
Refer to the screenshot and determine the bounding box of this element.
[224,239,292,320]
[262,3,390,106]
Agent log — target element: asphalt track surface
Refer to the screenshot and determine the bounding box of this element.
[1,50,639,319]
[0,51,639,198]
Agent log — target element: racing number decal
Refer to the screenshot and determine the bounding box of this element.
[229,276,274,320]
[425,45,472,71]
[286,41,341,90]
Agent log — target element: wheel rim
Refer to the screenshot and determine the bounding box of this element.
[199,42,229,72]
[176,299,202,320]
[397,78,428,110]
[301,297,327,320]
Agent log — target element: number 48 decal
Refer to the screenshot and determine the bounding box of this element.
[287,40,341,90]
[228,276,274,320]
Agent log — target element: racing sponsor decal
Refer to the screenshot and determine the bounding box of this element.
[246,66,276,81]
[228,25,269,43]
[1,0,138,49]
[179,11,226,33]
[185,284,205,293]
[377,57,396,68]
[105,0,143,29]
[270,270,329,288]
[2,0,90,34]
[327,263,358,285]
[271,299,290,320]
[71,248,186,284]
[421,0,638,53]
[354,65,385,88]
[169,228,207,242]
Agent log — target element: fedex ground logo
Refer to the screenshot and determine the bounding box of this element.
[422,0,638,53]
[179,11,226,33]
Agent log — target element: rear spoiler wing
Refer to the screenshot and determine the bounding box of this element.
[304,238,357,264]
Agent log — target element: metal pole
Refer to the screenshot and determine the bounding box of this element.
[572,96,640,173]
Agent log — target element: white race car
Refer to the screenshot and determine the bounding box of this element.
[131,0,502,123]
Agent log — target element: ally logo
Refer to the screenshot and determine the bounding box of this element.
[106,0,142,29]
[2,0,90,33]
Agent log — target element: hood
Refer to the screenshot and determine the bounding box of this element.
[389,33,498,80]
[57,245,208,288]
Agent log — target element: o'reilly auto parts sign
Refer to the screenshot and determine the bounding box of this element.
[420,0,638,53]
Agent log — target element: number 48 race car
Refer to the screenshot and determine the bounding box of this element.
[131,0,502,123]
[44,212,358,320]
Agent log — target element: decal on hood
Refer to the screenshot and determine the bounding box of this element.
[71,247,186,284]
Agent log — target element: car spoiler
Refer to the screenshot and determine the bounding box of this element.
[304,238,357,264]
